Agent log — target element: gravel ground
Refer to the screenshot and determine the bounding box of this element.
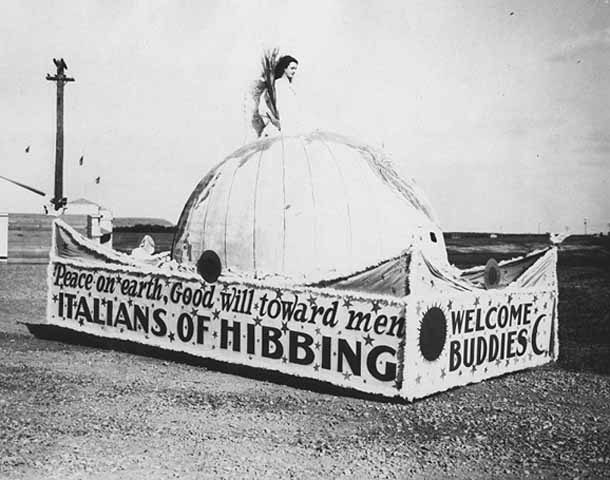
[1,244,609,479]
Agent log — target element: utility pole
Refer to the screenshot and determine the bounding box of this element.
[46,58,74,211]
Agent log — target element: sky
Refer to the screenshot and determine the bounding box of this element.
[1,0,609,233]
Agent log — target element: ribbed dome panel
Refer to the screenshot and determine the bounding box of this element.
[172,131,446,283]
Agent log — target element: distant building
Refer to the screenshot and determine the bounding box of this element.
[64,198,102,215]
[64,198,113,245]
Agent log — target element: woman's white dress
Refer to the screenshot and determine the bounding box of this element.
[259,76,300,137]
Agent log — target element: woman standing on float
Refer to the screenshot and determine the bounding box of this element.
[257,54,300,137]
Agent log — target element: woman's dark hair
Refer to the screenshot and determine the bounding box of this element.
[274,55,298,79]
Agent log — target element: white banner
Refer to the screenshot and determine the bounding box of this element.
[403,289,558,400]
[47,259,406,397]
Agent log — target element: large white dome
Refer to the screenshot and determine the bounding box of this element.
[172,131,447,284]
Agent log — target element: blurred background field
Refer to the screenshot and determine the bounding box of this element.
[6,212,608,261]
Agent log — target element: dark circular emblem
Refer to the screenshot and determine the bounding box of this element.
[484,258,502,289]
[419,307,447,361]
[197,250,222,283]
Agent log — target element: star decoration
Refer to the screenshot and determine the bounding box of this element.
[314,342,321,350]
[343,371,352,381]
[274,289,283,299]
[87,292,92,298]
[113,296,118,302]
[222,283,229,292]
[471,365,477,374]
[505,359,510,367]
[78,318,84,326]
[163,296,168,304]
[101,299,107,306]
[307,295,317,307]
[212,331,218,338]
[474,297,480,306]
[164,279,171,287]
[313,364,320,372]
[115,276,122,284]
[281,322,289,334]
[488,299,493,306]
[447,300,453,310]
[253,316,263,327]
[533,295,538,302]
[282,356,288,364]
[543,302,548,309]
[315,328,321,335]
[507,294,513,304]
[415,374,422,384]
[254,303,259,311]
[120,328,125,333]
[128,298,133,306]
[168,332,175,342]
[191,308,199,317]
[371,300,381,314]
[484,367,488,373]
[342,297,353,309]
[52,294,58,303]
[212,309,220,320]
[363,334,374,346]
[393,380,401,390]
[440,368,446,379]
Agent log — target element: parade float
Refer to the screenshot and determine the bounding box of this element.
[29,130,559,401]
